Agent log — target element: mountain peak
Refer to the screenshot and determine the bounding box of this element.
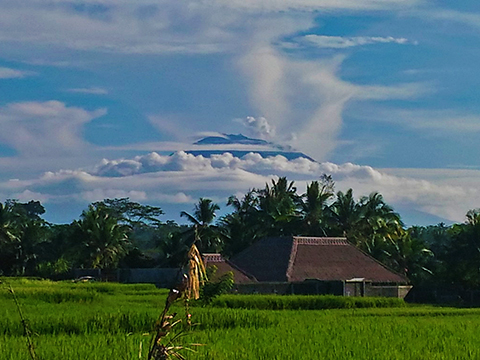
[194,133,269,146]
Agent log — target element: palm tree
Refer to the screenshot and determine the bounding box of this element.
[466,209,480,226]
[76,205,131,269]
[328,189,362,239]
[0,202,17,244]
[300,180,334,236]
[180,198,222,253]
[256,177,301,236]
[15,219,48,276]
[443,209,480,289]
[0,202,19,275]
[359,192,402,227]
[158,231,191,267]
[385,230,433,282]
[220,191,264,257]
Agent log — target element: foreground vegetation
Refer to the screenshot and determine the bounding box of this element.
[2,279,480,360]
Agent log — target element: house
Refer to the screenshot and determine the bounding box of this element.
[202,253,253,284]
[204,236,411,298]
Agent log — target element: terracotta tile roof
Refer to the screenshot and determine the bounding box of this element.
[203,253,255,284]
[229,236,408,284]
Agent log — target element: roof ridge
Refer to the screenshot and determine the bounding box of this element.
[286,236,299,282]
[202,253,224,262]
[293,236,348,245]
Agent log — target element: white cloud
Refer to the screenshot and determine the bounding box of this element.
[213,0,421,11]
[302,35,414,49]
[236,11,430,161]
[0,2,237,54]
[0,66,35,79]
[0,0,424,57]
[0,1,429,166]
[0,101,106,157]
[0,151,471,224]
[66,87,108,95]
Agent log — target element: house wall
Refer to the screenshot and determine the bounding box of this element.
[365,284,412,299]
[118,268,181,287]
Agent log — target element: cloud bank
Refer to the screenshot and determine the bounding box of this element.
[0,101,106,157]
[1,151,478,224]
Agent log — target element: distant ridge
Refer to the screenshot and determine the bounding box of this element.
[191,133,315,162]
[194,134,269,146]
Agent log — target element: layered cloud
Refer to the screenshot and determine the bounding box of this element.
[0,101,106,157]
[66,87,108,95]
[0,66,35,79]
[0,0,424,56]
[301,35,414,49]
[1,151,478,224]
[0,0,429,164]
[238,45,430,160]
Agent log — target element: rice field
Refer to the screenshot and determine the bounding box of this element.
[1,278,480,359]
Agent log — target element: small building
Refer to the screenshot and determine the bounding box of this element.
[204,236,411,298]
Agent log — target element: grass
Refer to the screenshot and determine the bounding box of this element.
[1,278,480,359]
[210,294,406,310]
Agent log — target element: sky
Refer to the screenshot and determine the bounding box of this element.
[0,0,480,225]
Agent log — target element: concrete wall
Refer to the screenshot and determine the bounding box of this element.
[73,268,181,288]
[117,268,181,287]
[365,284,412,299]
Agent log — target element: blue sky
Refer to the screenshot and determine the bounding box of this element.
[0,0,480,225]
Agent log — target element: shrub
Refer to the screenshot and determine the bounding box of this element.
[210,294,406,310]
[199,266,234,304]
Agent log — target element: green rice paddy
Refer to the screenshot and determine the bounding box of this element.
[1,278,480,359]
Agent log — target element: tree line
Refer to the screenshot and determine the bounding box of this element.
[0,175,479,291]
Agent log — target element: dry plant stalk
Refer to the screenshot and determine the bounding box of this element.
[185,244,207,301]
[7,286,39,360]
[147,243,207,360]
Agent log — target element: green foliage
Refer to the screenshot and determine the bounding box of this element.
[200,266,234,304]
[0,201,49,276]
[443,212,480,289]
[75,204,131,269]
[93,198,164,228]
[36,257,71,278]
[181,198,222,253]
[210,294,406,310]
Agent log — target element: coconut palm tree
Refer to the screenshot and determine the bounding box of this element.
[220,191,264,257]
[256,177,301,236]
[328,189,362,239]
[15,219,49,276]
[180,198,222,253]
[0,202,17,244]
[76,204,131,269]
[385,230,433,282]
[0,202,20,275]
[300,179,334,236]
